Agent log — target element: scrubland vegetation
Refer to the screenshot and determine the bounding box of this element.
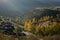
[24,14,60,36]
[0,7,60,40]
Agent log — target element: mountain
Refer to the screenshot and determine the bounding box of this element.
[23,7,60,19]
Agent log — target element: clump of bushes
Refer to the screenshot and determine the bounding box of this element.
[35,21,60,36]
[24,16,60,36]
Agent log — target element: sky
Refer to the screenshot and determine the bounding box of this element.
[0,0,60,15]
[0,0,60,11]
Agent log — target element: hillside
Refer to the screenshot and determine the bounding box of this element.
[23,7,60,19]
[23,7,60,35]
[0,7,60,40]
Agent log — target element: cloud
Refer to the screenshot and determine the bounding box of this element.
[0,0,9,3]
[0,0,18,11]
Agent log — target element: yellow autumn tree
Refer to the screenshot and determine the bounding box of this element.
[32,18,36,23]
[38,16,52,22]
[35,24,41,34]
[15,17,20,23]
[24,20,33,32]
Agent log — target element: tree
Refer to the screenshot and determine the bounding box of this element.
[16,17,20,23]
[24,20,33,32]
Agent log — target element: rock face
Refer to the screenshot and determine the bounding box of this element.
[0,17,15,35]
[0,17,26,36]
